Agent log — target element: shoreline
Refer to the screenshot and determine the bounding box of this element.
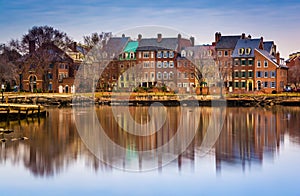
[2,93,300,107]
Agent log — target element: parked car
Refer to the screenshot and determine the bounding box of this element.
[283,86,292,92]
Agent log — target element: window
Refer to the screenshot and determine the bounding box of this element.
[169,72,174,80]
[264,60,268,67]
[234,59,239,66]
[280,81,284,88]
[234,71,239,78]
[177,72,181,78]
[150,52,154,58]
[144,72,148,80]
[138,52,142,59]
[264,71,268,78]
[241,71,246,78]
[150,62,154,68]
[163,61,168,68]
[163,51,168,58]
[224,51,228,56]
[271,71,276,78]
[177,83,182,87]
[238,48,244,55]
[245,48,251,55]
[163,72,168,80]
[190,73,194,78]
[241,59,246,66]
[241,81,246,88]
[218,51,222,57]
[181,50,186,57]
[120,75,124,81]
[157,51,162,58]
[150,72,155,80]
[48,73,53,79]
[143,52,149,58]
[130,52,135,59]
[248,59,253,66]
[157,61,162,68]
[257,61,261,68]
[169,61,174,68]
[49,64,54,68]
[178,62,181,67]
[271,81,276,88]
[169,51,174,58]
[157,72,162,80]
[183,83,189,87]
[234,81,239,88]
[256,71,262,78]
[120,64,124,68]
[248,71,253,78]
[143,62,149,68]
[264,81,268,88]
[184,72,189,79]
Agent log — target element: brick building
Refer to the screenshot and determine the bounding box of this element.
[232,37,288,93]
[19,42,77,93]
[214,32,244,92]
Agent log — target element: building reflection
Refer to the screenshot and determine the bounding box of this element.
[0,106,299,176]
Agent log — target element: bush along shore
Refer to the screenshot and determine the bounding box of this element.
[2,93,300,107]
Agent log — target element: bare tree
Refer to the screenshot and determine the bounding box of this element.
[9,25,72,54]
[0,44,21,90]
[288,65,300,88]
[83,32,112,49]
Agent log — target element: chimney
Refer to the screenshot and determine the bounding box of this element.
[73,42,77,52]
[29,40,35,54]
[177,34,182,51]
[122,34,125,38]
[242,33,246,39]
[247,34,252,39]
[215,32,221,43]
[259,37,264,49]
[157,33,162,43]
[138,34,142,41]
[190,36,195,46]
[276,52,280,65]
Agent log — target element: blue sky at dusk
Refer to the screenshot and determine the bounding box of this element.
[0,0,299,58]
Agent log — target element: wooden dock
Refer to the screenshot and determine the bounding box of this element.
[0,104,47,121]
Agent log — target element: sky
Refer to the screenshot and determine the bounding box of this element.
[0,0,299,58]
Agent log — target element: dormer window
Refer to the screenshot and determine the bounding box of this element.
[169,51,174,58]
[245,48,251,55]
[130,52,134,59]
[188,50,193,57]
[238,48,244,55]
[181,50,186,57]
[163,51,168,58]
[157,51,162,58]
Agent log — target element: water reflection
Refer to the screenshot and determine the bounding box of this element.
[0,106,299,176]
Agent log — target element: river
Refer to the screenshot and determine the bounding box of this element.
[0,106,299,195]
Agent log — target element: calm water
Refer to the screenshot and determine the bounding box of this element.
[0,106,299,196]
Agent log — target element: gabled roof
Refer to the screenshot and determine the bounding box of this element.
[215,36,241,49]
[256,49,288,68]
[103,37,130,57]
[123,41,138,53]
[138,38,178,51]
[232,39,261,58]
[263,41,274,53]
